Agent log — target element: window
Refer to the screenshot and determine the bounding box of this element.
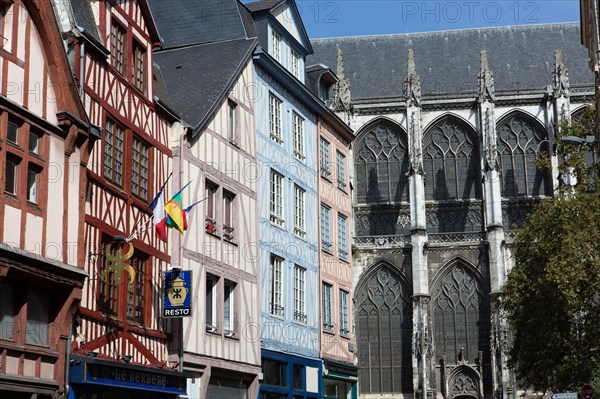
[322,283,333,331]
[228,100,237,143]
[336,150,346,190]
[206,274,218,332]
[5,155,18,195]
[338,213,348,260]
[224,280,235,335]
[126,254,147,322]
[291,49,300,79]
[293,112,305,161]
[0,283,14,340]
[205,181,218,234]
[321,204,332,252]
[320,137,331,178]
[132,41,145,92]
[423,118,481,201]
[131,137,149,200]
[103,119,124,186]
[269,94,283,144]
[99,245,119,315]
[262,358,286,387]
[270,255,283,316]
[293,364,303,390]
[294,185,305,238]
[271,30,281,62]
[29,130,40,154]
[223,190,235,241]
[270,170,283,226]
[355,121,410,204]
[7,119,18,144]
[110,21,125,75]
[27,165,40,203]
[26,290,49,346]
[339,289,349,335]
[293,265,306,323]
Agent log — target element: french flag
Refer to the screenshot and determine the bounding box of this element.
[149,190,168,242]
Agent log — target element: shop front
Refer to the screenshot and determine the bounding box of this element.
[259,349,322,399]
[323,360,358,399]
[68,354,188,399]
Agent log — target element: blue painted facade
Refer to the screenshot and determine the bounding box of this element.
[249,3,326,396]
[254,61,320,359]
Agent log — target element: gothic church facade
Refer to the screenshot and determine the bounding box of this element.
[309,23,595,399]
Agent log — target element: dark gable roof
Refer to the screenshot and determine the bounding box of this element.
[309,22,595,101]
[153,64,172,108]
[147,0,250,48]
[154,38,256,132]
[71,0,102,44]
[245,0,285,13]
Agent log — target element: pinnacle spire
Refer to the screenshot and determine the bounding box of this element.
[408,48,416,76]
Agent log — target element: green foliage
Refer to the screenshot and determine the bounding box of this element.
[504,105,600,392]
[503,192,600,392]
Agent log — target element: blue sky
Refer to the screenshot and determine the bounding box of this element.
[294,0,581,38]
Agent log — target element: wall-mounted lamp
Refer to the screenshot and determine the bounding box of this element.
[121,355,132,363]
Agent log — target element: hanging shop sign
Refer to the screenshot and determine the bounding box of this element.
[163,269,192,318]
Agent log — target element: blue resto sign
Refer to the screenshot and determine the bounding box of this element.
[163,269,192,318]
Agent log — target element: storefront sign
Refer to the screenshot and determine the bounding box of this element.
[69,355,187,395]
[163,270,192,318]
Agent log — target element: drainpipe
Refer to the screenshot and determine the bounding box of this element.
[64,316,74,399]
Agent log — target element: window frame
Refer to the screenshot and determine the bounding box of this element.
[271,29,281,62]
[223,189,236,242]
[336,150,347,191]
[269,93,283,144]
[320,137,331,179]
[270,255,284,317]
[294,184,305,238]
[293,265,306,323]
[206,273,219,333]
[338,213,348,260]
[339,289,349,336]
[132,39,146,93]
[321,203,332,253]
[205,180,219,235]
[110,19,126,76]
[126,252,148,324]
[131,136,150,201]
[223,280,236,336]
[270,169,284,227]
[291,48,301,79]
[322,282,333,332]
[103,118,125,187]
[293,112,305,161]
[227,99,239,145]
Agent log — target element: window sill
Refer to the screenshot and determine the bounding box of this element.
[205,326,219,335]
[4,193,20,205]
[224,330,238,340]
[323,328,335,335]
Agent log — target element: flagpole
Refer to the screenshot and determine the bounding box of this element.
[129,172,173,240]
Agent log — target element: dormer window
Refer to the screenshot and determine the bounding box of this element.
[272,30,281,62]
[291,49,300,79]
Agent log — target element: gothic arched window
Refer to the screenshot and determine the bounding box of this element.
[432,261,489,365]
[423,118,481,201]
[497,114,551,197]
[355,121,409,204]
[356,267,412,394]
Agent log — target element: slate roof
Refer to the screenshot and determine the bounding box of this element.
[146,0,250,48]
[245,0,285,13]
[71,0,103,44]
[152,64,172,108]
[153,38,256,132]
[308,23,595,101]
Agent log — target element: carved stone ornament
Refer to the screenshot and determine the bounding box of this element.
[478,50,495,102]
[332,47,352,113]
[483,108,498,171]
[552,50,570,98]
[409,111,425,175]
[405,49,422,107]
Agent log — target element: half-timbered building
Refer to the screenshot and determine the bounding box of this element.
[0,0,93,397]
[245,0,325,397]
[149,0,262,396]
[51,0,188,397]
[309,22,595,399]
[307,62,359,398]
